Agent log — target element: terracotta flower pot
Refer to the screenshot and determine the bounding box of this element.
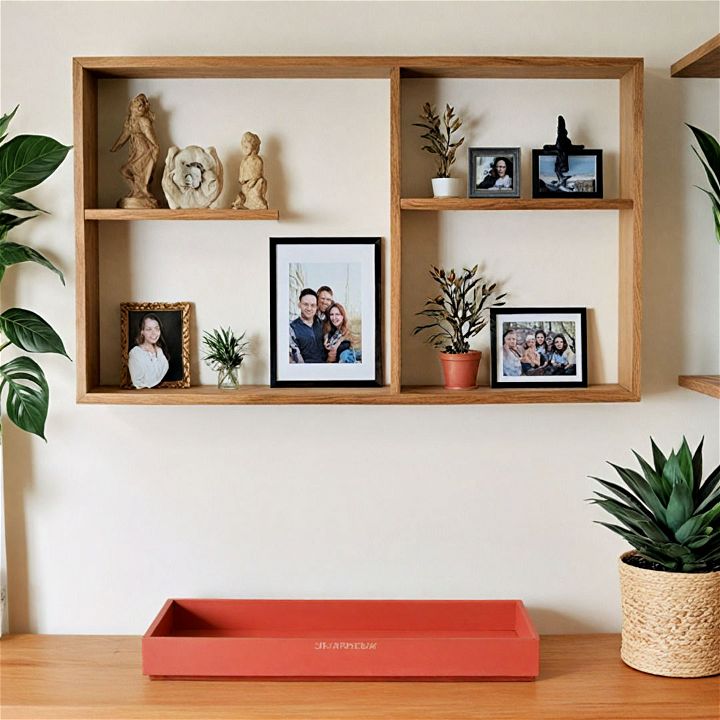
[439,351,481,389]
[618,551,720,677]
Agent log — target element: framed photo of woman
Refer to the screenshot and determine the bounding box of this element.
[490,307,587,388]
[121,302,191,389]
[270,237,382,387]
[468,147,521,198]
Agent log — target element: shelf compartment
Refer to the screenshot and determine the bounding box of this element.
[78,383,636,405]
[85,208,280,221]
[400,198,633,211]
[671,34,720,78]
[678,375,720,399]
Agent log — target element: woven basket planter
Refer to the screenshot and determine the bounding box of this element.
[618,551,720,677]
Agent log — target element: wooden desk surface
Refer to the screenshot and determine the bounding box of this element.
[0,634,717,719]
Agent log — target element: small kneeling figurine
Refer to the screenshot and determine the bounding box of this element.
[232,131,268,210]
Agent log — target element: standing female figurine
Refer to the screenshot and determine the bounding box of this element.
[128,313,170,388]
[232,131,268,210]
[110,93,160,208]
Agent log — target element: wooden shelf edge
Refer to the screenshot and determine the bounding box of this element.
[671,33,720,77]
[678,375,720,399]
[400,198,633,211]
[78,383,637,405]
[84,209,280,221]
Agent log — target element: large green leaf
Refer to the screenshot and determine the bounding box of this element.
[0,242,64,284]
[0,106,18,144]
[0,193,46,213]
[0,308,69,356]
[0,135,71,196]
[0,355,48,439]
[692,437,704,499]
[650,437,667,476]
[688,124,720,185]
[665,478,694,532]
[610,461,667,523]
[677,438,694,490]
[697,464,720,509]
[0,211,36,240]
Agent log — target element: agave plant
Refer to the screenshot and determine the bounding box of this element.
[413,265,506,354]
[590,438,720,572]
[202,326,249,389]
[413,102,465,178]
[687,124,720,243]
[0,106,71,439]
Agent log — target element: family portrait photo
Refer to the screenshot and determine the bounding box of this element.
[532,149,603,198]
[121,302,191,389]
[270,238,381,387]
[490,308,587,388]
[468,147,521,198]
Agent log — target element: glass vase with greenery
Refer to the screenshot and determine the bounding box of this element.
[202,327,249,389]
[0,106,71,439]
[413,265,506,354]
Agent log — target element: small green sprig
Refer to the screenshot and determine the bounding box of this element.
[589,437,720,572]
[202,327,249,371]
[413,102,465,178]
[413,265,506,354]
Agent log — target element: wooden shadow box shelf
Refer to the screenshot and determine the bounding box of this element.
[79,383,637,405]
[143,599,539,680]
[75,56,643,406]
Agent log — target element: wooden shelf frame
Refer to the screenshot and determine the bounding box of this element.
[74,55,643,405]
[671,34,720,78]
[678,375,720,398]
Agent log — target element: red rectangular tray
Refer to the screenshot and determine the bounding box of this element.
[142,599,539,680]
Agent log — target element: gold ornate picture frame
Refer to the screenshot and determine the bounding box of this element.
[120,302,191,389]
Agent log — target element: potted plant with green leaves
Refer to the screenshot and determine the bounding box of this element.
[413,102,465,198]
[413,265,506,390]
[202,326,249,389]
[0,106,71,437]
[687,124,720,243]
[589,437,720,677]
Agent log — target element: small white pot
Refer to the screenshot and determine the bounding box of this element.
[431,177,463,198]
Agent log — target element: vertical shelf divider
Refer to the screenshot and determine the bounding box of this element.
[389,66,402,393]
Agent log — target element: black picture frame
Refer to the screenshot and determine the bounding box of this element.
[532,149,603,198]
[468,147,521,198]
[490,307,588,389]
[270,237,382,388]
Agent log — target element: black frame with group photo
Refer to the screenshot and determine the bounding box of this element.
[269,237,382,388]
[490,307,588,389]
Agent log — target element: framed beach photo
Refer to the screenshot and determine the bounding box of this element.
[270,237,382,387]
[468,147,521,198]
[532,149,603,198]
[490,307,587,389]
[121,302,191,389]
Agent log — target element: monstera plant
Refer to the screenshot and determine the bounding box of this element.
[0,106,71,439]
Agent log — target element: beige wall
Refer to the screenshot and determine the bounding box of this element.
[1,0,718,634]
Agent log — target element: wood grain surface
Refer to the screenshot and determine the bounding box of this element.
[678,375,720,399]
[1,634,717,719]
[85,208,280,221]
[400,198,633,211]
[671,33,720,77]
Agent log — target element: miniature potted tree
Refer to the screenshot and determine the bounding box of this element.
[202,326,249,389]
[589,437,720,677]
[413,265,506,389]
[413,102,465,198]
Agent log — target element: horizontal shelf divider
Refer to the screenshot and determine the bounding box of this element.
[85,209,280,221]
[400,198,633,211]
[80,383,636,405]
[678,375,720,399]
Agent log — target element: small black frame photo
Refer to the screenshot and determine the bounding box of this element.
[532,149,603,198]
[270,237,382,388]
[490,307,588,389]
[468,147,521,198]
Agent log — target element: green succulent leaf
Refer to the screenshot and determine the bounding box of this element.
[610,462,667,523]
[696,464,720,511]
[0,134,72,196]
[0,308,69,356]
[650,437,667,476]
[677,438,694,489]
[692,437,704,498]
[665,472,695,532]
[0,355,49,440]
[0,241,64,284]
